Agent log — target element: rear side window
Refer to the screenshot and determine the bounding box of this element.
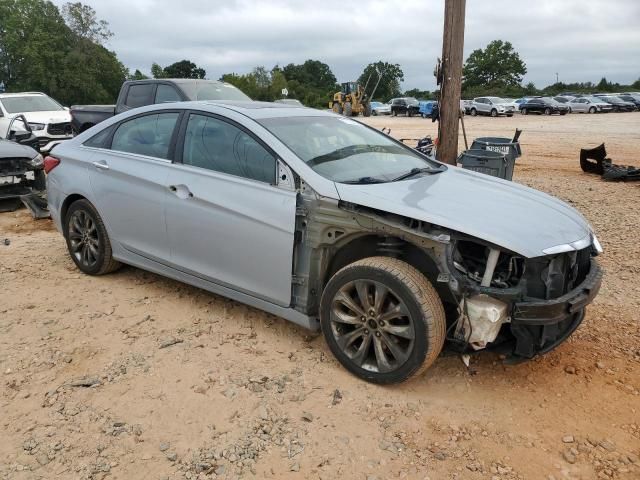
[125,84,154,108]
[83,125,114,148]
[111,113,179,159]
[182,114,275,183]
[155,85,182,104]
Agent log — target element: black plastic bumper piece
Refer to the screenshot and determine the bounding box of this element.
[509,259,602,358]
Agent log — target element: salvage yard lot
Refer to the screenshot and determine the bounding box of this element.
[1,112,639,480]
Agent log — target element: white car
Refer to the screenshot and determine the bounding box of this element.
[372,101,391,115]
[0,92,73,153]
[469,97,515,117]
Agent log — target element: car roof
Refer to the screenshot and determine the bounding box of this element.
[0,92,48,98]
[143,100,333,120]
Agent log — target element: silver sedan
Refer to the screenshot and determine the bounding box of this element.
[45,101,602,384]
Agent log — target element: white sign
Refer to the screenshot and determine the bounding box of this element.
[281,88,288,97]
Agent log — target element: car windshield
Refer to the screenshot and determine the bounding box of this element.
[178,81,251,101]
[259,116,440,183]
[488,97,506,103]
[0,95,64,113]
[404,97,419,105]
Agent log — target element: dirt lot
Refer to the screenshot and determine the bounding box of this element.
[1,112,639,480]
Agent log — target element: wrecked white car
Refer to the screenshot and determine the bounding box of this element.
[45,101,603,384]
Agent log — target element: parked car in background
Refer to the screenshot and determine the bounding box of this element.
[372,101,391,116]
[461,99,474,114]
[593,95,636,112]
[0,92,73,153]
[70,79,251,133]
[469,97,515,117]
[552,96,575,112]
[390,97,420,116]
[46,100,603,384]
[519,97,569,115]
[617,94,640,109]
[274,99,303,107]
[568,96,614,114]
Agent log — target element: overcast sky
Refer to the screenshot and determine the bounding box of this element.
[52,0,640,90]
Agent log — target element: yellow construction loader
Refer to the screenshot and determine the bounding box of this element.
[329,70,383,117]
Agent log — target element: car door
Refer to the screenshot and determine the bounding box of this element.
[164,111,297,307]
[87,110,181,262]
[573,99,587,113]
[477,98,489,114]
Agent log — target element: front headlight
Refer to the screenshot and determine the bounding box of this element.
[592,234,603,254]
[28,122,45,131]
[29,154,44,169]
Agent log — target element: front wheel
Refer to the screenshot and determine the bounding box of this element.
[320,257,446,384]
[470,108,477,116]
[64,199,121,275]
[521,108,527,115]
[588,107,596,114]
[544,108,552,115]
[490,109,498,117]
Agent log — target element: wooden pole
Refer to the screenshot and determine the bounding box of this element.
[436,0,466,165]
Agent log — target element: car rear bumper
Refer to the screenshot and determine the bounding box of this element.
[508,259,602,358]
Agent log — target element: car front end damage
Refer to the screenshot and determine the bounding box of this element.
[446,234,602,360]
[291,191,602,363]
[0,148,49,217]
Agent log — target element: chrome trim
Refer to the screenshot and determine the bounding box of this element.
[542,234,592,255]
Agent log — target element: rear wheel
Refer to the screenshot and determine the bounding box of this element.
[470,108,477,116]
[521,108,527,115]
[64,199,121,275]
[343,102,352,117]
[392,109,397,117]
[320,257,446,384]
[589,106,596,114]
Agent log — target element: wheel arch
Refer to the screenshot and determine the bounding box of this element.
[60,193,89,231]
[322,234,457,313]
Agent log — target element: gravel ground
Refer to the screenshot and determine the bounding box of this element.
[1,112,639,480]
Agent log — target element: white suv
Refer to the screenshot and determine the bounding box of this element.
[0,92,73,152]
[469,97,515,117]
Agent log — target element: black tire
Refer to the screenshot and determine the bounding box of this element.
[343,102,352,117]
[320,257,446,384]
[470,108,477,116]
[332,102,343,115]
[560,111,567,115]
[506,113,513,117]
[544,108,552,115]
[364,104,372,117]
[64,199,121,275]
[392,109,397,117]
[521,108,527,115]
[588,107,596,114]
[490,109,498,117]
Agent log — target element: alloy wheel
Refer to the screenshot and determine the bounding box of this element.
[329,279,415,373]
[68,210,100,268]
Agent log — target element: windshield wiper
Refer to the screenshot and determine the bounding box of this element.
[342,176,387,185]
[391,166,445,181]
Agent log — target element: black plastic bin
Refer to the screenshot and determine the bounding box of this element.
[458,149,511,180]
[471,135,522,163]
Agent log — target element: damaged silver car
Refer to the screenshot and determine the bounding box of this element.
[46,101,603,384]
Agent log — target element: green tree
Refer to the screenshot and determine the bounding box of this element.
[270,68,288,99]
[463,40,527,92]
[404,88,432,99]
[357,61,404,101]
[61,2,112,44]
[150,62,166,79]
[632,78,640,89]
[283,60,336,91]
[0,0,125,105]
[128,69,148,80]
[162,59,206,79]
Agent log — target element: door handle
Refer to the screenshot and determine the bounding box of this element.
[168,184,193,199]
[92,160,109,170]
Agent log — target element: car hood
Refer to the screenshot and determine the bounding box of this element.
[0,139,39,159]
[11,111,71,124]
[334,166,592,258]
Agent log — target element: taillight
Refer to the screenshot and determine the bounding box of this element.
[44,155,61,173]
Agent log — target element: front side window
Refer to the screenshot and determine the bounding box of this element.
[111,113,179,159]
[182,114,275,183]
[155,85,182,103]
[125,84,154,108]
[260,116,440,183]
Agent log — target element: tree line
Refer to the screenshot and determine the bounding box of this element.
[2,1,638,107]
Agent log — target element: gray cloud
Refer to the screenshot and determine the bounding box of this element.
[52,0,640,90]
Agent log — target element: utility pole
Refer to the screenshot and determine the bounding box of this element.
[436,0,466,165]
